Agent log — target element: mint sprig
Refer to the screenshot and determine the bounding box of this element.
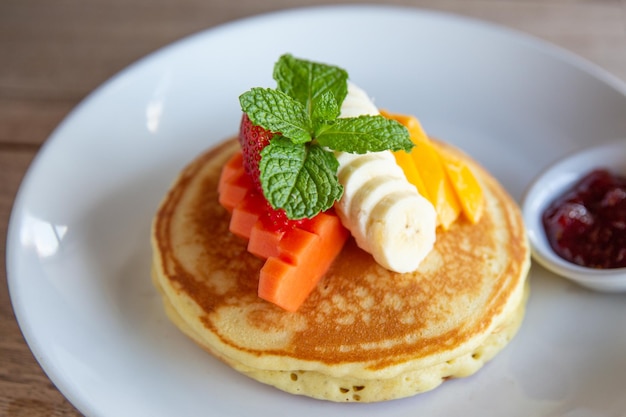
[239,54,413,220]
[259,137,342,219]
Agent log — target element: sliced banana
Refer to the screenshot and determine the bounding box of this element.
[334,83,437,273]
[367,192,437,273]
[340,82,380,117]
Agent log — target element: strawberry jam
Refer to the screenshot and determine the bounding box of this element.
[542,169,626,269]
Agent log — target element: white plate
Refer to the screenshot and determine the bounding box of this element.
[7,5,626,417]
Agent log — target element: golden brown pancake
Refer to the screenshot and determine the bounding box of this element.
[151,138,530,402]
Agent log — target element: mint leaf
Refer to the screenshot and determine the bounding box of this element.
[316,115,413,153]
[239,87,311,144]
[273,54,348,118]
[311,91,340,129]
[259,137,343,219]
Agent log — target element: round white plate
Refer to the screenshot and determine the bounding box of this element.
[7,5,626,417]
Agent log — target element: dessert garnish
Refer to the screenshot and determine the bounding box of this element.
[385,111,484,228]
[218,156,349,311]
[239,54,413,220]
[330,84,438,273]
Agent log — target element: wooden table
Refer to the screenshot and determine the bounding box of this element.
[1,1,625,415]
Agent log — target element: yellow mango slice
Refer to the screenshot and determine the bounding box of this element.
[392,150,430,200]
[438,146,484,224]
[411,135,461,229]
[382,110,430,199]
[383,110,461,229]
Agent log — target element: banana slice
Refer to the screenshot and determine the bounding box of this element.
[340,81,380,117]
[334,83,437,273]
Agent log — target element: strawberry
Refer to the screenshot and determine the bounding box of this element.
[238,113,274,194]
[258,199,312,233]
[238,113,306,232]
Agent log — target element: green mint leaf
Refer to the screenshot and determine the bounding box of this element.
[311,91,340,128]
[259,137,343,219]
[239,87,311,144]
[273,54,348,118]
[316,115,413,153]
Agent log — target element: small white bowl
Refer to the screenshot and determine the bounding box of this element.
[522,139,626,292]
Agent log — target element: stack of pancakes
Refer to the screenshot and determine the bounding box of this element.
[151,138,530,402]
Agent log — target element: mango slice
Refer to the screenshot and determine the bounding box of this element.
[385,112,430,199]
[392,149,430,201]
[438,146,484,224]
[410,133,461,230]
[382,110,483,229]
[382,110,461,229]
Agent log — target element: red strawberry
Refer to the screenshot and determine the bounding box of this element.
[238,113,305,232]
[258,199,312,233]
[238,113,274,194]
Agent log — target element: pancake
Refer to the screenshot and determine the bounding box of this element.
[151,138,530,402]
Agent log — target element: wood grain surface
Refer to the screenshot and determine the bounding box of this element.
[1,1,625,415]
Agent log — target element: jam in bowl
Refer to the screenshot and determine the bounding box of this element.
[542,168,625,269]
[522,140,626,292]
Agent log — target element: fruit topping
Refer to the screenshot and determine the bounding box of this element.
[238,113,276,194]
[332,84,437,273]
[383,111,484,228]
[438,147,484,224]
[218,53,490,309]
[218,152,349,311]
[219,152,309,234]
[238,54,413,220]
